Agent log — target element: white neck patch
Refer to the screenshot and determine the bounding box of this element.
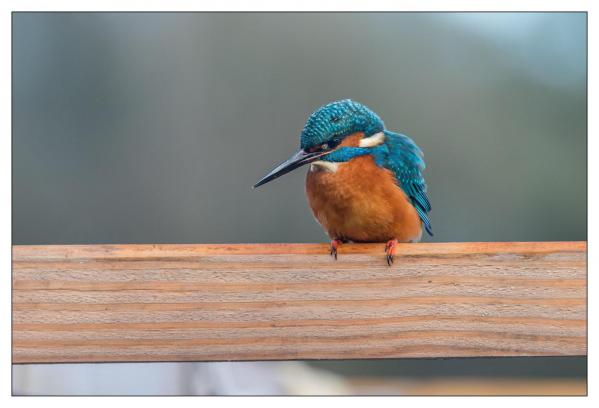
[359,132,385,148]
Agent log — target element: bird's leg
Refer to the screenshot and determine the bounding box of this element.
[330,239,343,260]
[385,239,399,266]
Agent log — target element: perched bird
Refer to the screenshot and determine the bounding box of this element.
[254,99,432,265]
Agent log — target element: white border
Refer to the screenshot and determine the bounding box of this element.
[1,1,594,406]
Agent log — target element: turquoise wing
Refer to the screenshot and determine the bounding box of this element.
[382,130,433,236]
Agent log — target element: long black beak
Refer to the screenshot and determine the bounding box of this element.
[253,149,327,188]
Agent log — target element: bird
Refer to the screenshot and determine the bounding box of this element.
[253,99,432,265]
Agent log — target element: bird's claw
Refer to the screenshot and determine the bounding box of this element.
[385,239,398,266]
[330,239,342,260]
[330,246,337,260]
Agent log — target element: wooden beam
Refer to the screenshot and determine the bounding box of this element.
[12,242,586,364]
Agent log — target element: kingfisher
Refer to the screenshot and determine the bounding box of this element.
[254,99,432,265]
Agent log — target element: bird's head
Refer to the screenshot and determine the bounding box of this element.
[254,99,384,188]
[300,99,384,151]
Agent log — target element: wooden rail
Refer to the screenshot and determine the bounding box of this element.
[12,242,586,364]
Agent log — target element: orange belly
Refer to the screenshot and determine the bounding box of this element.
[305,155,423,243]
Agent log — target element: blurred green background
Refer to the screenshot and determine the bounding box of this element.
[12,12,586,395]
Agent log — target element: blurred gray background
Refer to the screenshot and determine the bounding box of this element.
[12,12,586,395]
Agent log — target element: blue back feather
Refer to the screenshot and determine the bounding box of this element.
[381,130,433,236]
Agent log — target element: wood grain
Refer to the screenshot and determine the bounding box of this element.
[12,242,587,363]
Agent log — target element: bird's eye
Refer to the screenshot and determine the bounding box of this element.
[320,143,329,150]
[330,116,341,123]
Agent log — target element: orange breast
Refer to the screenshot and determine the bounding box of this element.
[305,151,423,243]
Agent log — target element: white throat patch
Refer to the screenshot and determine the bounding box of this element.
[359,132,385,148]
[310,161,341,173]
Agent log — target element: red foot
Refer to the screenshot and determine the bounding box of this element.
[330,239,342,260]
[385,239,399,266]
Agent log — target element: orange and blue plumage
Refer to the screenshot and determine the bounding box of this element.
[254,99,432,265]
